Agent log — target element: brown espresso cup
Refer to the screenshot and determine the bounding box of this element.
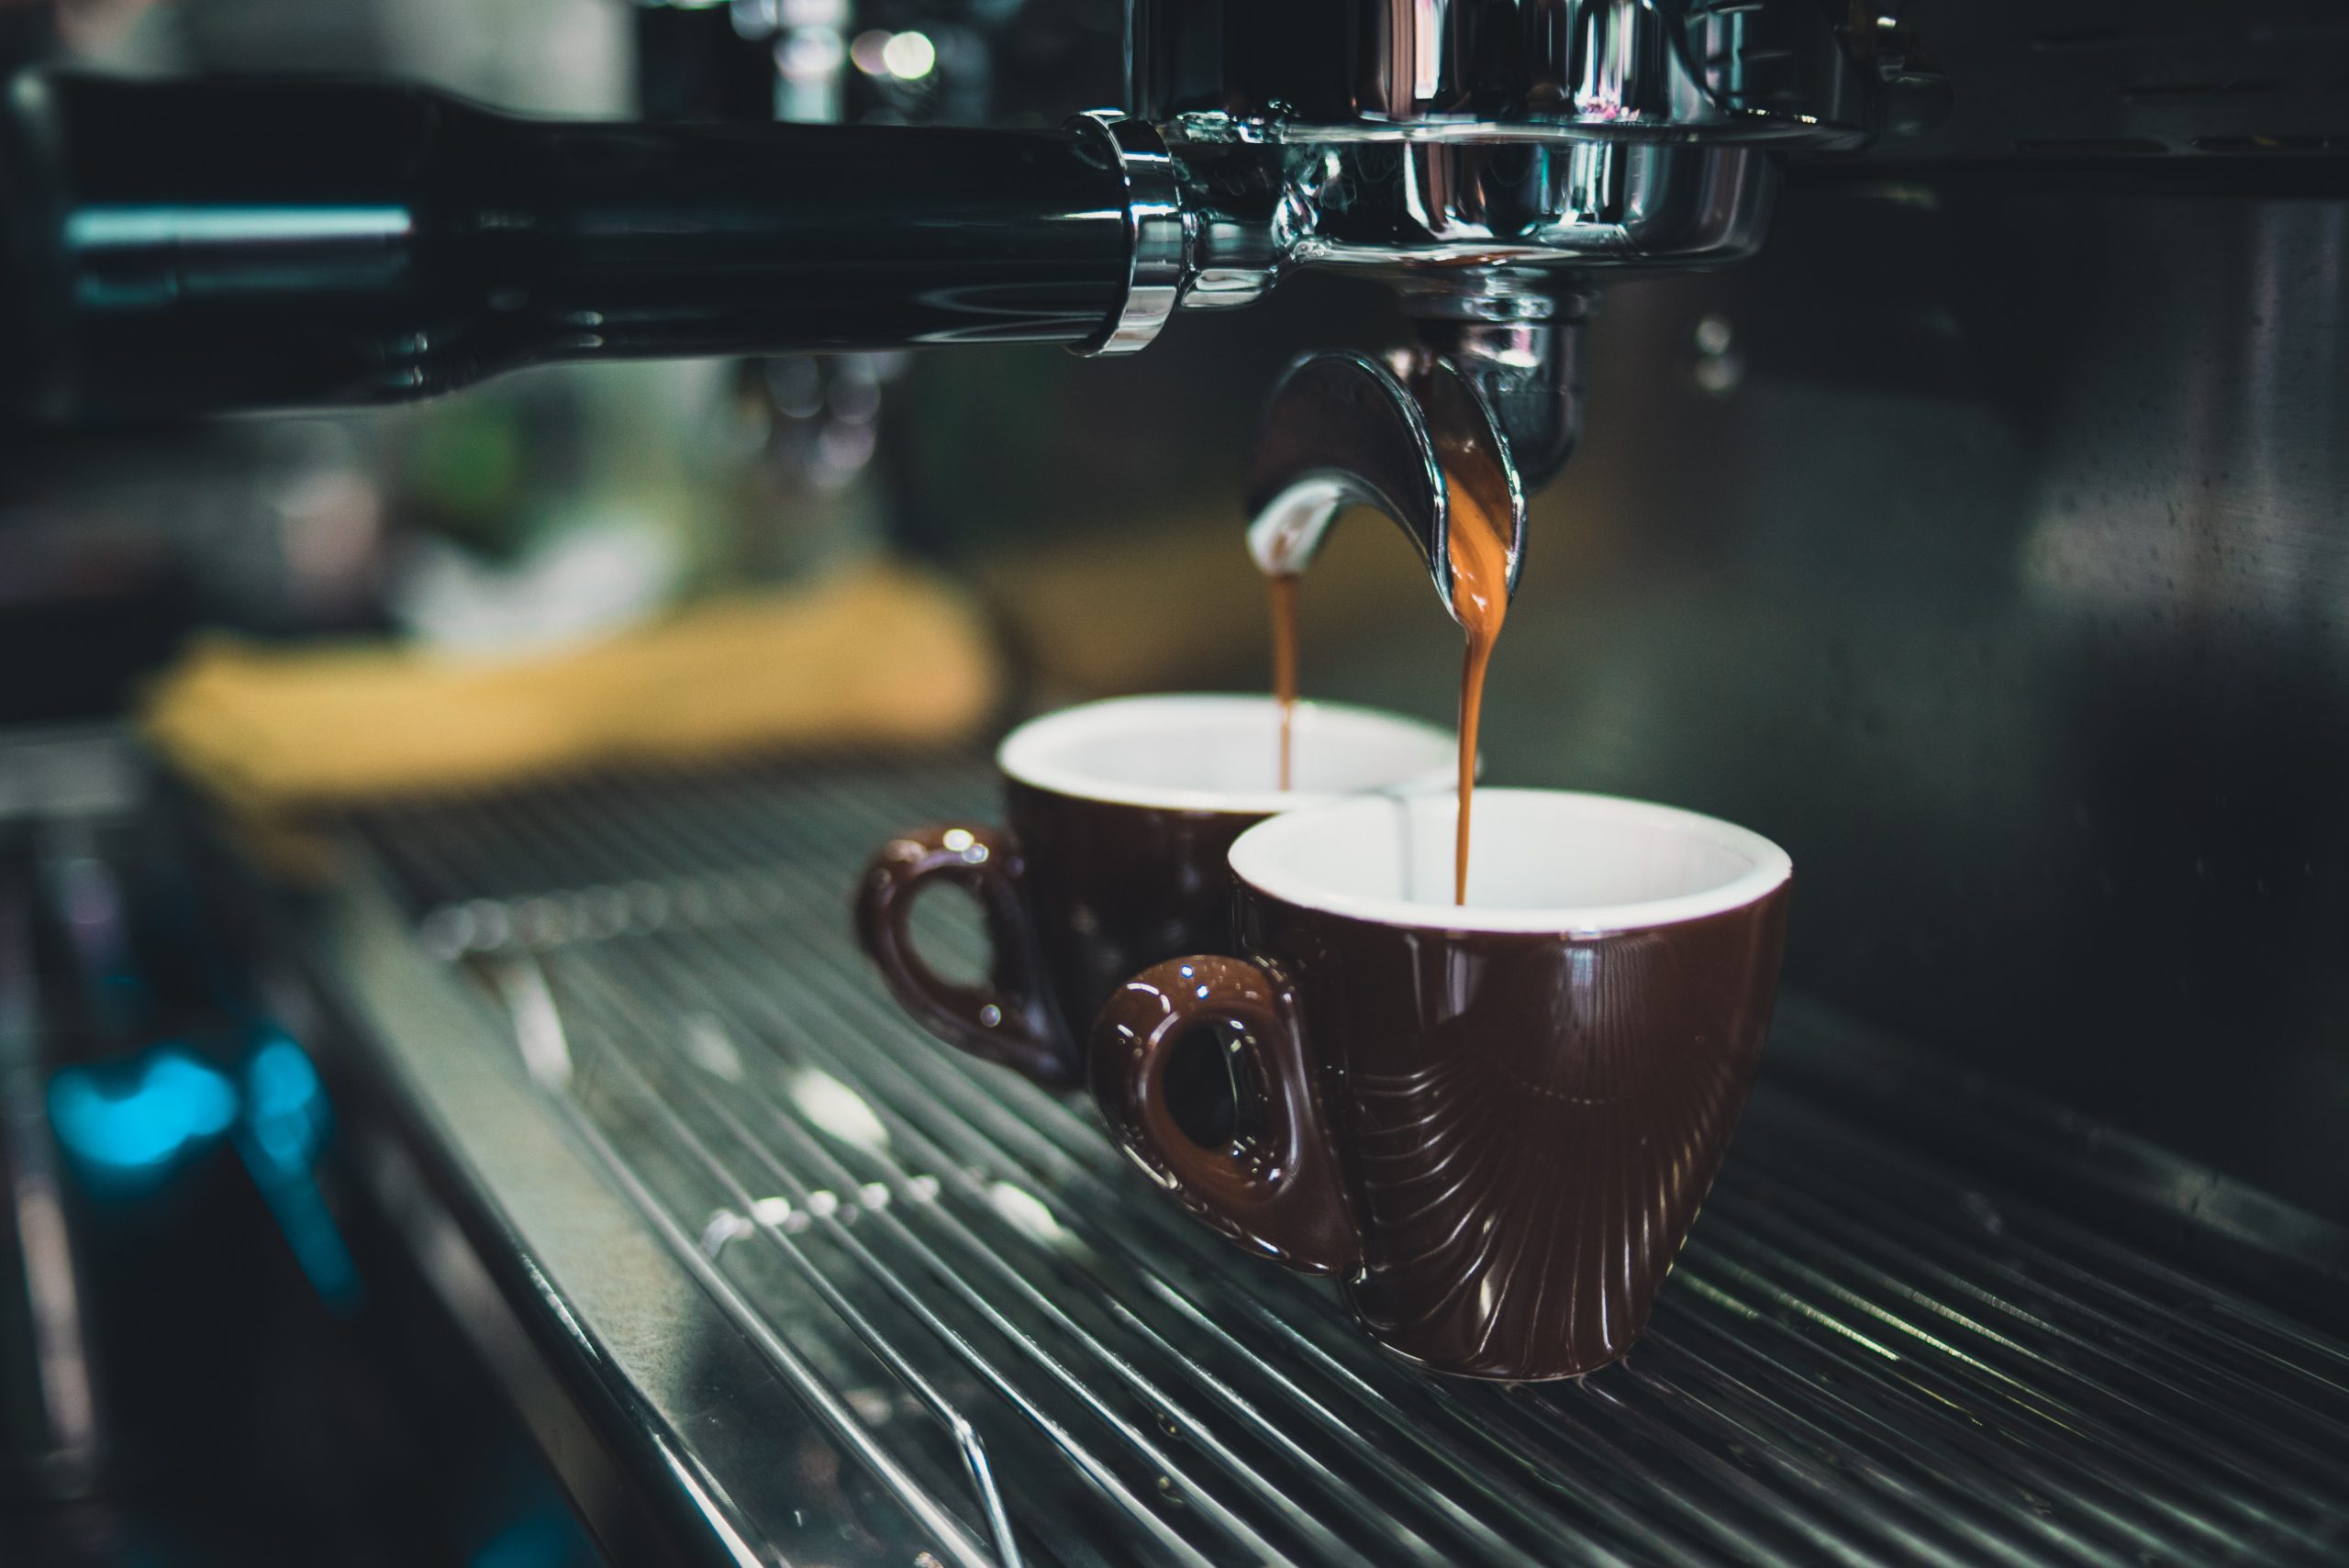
[854,694,1454,1089]
[1091,788,1792,1381]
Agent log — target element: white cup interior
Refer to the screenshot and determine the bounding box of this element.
[1228,788,1792,934]
[996,695,1455,814]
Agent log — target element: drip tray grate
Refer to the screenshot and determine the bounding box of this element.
[340,757,2349,1568]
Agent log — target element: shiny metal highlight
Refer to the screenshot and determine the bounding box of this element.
[1129,0,1874,146]
[1070,112,1187,357]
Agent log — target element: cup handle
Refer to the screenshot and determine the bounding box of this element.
[854,825,1074,1087]
[1090,955,1360,1276]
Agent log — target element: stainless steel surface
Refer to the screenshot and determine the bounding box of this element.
[307,754,2349,1568]
[1127,0,1874,146]
[1164,138,1784,287]
[1137,0,1831,309]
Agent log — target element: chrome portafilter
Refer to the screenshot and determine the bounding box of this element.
[1126,0,1890,618]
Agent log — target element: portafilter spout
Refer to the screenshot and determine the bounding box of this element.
[1245,287,1586,623]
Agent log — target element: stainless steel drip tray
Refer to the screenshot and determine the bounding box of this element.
[283,756,2349,1568]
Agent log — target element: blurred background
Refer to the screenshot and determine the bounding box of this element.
[3,0,2346,1562]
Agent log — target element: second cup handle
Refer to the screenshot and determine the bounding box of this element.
[854,824,1074,1087]
[1090,955,1360,1276]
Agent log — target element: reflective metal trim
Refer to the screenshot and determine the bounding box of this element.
[1068,110,1186,356]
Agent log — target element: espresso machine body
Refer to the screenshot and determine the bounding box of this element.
[1463,0,2349,1224]
[4,4,2349,1566]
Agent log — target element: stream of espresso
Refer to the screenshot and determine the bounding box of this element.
[1445,477,1510,905]
[1271,572,1300,791]
[1260,480,1504,901]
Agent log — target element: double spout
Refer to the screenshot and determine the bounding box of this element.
[1244,290,1586,623]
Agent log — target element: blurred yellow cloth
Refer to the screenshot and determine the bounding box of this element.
[145,561,1003,817]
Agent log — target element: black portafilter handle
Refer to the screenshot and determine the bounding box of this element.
[0,72,1138,424]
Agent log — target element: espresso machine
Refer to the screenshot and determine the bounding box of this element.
[6,4,2349,1566]
[0,0,1907,611]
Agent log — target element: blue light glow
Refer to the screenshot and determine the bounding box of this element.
[48,1048,236,1173]
[64,205,415,250]
[236,1031,362,1311]
[245,1034,328,1172]
[46,1031,364,1310]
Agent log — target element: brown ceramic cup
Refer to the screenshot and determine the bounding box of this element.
[1091,788,1792,1380]
[854,695,1453,1090]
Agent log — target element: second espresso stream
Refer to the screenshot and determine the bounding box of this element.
[1266,474,1508,905]
[1444,475,1509,905]
[1270,572,1300,792]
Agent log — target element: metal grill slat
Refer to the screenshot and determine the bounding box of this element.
[1733,1129,2349,1402]
[558,971,1237,1568]
[481,784,1750,1567]
[1633,1326,2134,1568]
[506,773,1532,1567]
[621,918,1658,1568]
[1664,1258,2254,1567]
[631,998,1467,1564]
[657,906,1768,1568]
[341,755,2349,1568]
[567,949,1360,1568]
[1707,1178,2349,1484]
[1684,1218,2336,1553]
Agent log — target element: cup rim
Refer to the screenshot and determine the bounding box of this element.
[996,693,1457,815]
[1228,786,1793,935]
